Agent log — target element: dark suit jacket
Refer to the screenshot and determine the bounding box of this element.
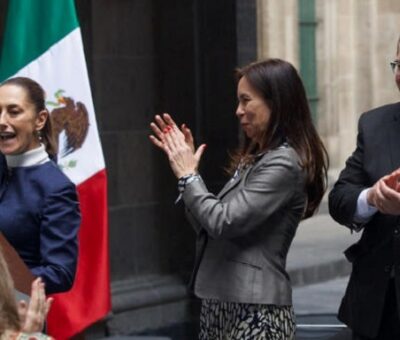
[183,146,306,305]
[0,157,80,294]
[329,102,400,338]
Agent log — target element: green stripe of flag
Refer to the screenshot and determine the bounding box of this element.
[0,0,79,81]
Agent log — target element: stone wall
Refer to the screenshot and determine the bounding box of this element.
[316,0,400,169]
[256,0,400,170]
[81,0,256,335]
[257,0,299,67]
[0,0,256,335]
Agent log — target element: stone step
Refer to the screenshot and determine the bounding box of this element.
[287,213,360,286]
[98,337,170,340]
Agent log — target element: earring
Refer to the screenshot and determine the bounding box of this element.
[36,130,43,142]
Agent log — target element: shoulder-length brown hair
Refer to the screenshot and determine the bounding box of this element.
[230,59,328,218]
[0,247,21,334]
[0,77,57,158]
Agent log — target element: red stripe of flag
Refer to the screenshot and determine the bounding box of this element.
[47,169,110,339]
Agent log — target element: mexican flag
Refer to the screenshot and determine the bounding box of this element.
[0,0,111,338]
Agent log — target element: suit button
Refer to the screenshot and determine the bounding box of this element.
[395,229,399,235]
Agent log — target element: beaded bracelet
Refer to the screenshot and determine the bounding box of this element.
[175,173,200,204]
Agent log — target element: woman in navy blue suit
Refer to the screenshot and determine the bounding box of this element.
[0,77,80,294]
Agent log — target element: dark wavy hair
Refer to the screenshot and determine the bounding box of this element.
[229,59,329,218]
[0,77,57,157]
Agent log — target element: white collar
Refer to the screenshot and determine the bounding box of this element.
[6,144,50,168]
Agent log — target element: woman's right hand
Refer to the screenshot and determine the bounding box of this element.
[149,113,206,178]
[181,123,195,153]
[150,113,195,151]
[18,277,53,333]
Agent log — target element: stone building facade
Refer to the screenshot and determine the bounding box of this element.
[258,0,400,170]
[0,0,257,337]
[316,0,400,169]
[0,0,399,337]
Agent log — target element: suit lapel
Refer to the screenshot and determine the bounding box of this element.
[217,164,254,198]
[217,151,269,199]
[389,107,400,171]
[218,172,242,198]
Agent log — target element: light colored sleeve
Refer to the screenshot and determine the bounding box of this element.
[353,188,377,224]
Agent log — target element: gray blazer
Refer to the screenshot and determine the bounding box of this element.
[183,146,306,305]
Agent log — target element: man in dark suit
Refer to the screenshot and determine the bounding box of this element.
[329,37,400,339]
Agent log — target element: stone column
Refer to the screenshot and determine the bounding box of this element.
[316,0,400,169]
[257,0,299,67]
[316,0,357,170]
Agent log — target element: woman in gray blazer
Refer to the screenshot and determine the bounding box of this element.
[150,59,328,340]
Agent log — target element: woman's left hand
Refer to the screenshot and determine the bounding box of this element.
[18,277,53,333]
[149,113,206,178]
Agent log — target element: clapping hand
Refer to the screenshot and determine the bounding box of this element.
[18,277,53,333]
[384,169,400,192]
[367,169,400,215]
[149,113,206,178]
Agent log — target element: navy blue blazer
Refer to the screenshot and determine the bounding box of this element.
[0,154,80,294]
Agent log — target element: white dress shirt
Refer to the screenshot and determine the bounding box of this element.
[353,188,378,224]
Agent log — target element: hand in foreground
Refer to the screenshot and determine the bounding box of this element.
[367,170,400,215]
[18,277,53,333]
[149,113,206,178]
[384,168,400,192]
